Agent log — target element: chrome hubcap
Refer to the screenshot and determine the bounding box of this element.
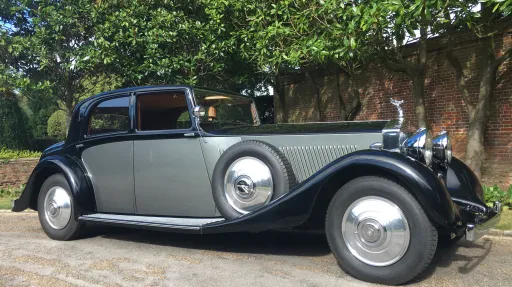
[224,157,273,214]
[44,186,72,230]
[342,196,410,266]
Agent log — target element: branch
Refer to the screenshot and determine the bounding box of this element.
[445,33,475,114]
[382,57,408,73]
[493,47,512,71]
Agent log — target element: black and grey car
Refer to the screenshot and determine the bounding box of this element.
[12,86,502,285]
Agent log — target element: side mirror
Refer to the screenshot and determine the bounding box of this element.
[193,106,205,118]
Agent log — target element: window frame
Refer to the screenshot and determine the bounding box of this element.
[84,94,133,139]
[134,88,195,136]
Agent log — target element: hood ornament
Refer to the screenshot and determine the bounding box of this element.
[390,98,404,127]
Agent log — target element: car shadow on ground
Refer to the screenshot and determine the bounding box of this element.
[412,237,493,283]
[89,225,333,257]
[88,225,494,283]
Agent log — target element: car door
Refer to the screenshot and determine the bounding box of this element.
[80,93,136,214]
[133,88,215,217]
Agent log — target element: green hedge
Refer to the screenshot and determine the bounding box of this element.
[0,148,41,160]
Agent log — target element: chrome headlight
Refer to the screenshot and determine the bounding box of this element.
[433,131,452,164]
[403,128,434,167]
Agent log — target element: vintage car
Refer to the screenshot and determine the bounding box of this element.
[12,85,501,285]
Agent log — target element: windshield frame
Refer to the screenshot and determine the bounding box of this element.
[192,88,261,128]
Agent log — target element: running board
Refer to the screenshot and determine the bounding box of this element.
[78,213,225,234]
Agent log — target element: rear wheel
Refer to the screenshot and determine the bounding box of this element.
[326,176,437,285]
[37,174,83,241]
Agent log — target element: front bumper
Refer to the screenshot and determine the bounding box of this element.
[458,200,502,241]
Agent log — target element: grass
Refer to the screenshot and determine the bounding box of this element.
[495,208,512,231]
[0,198,14,210]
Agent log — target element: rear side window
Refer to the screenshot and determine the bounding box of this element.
[136,92,191,131]
[88,96,130,136]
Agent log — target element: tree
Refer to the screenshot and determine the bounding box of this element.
[0,0,116,127]
[209,0,378,123]
[443,1,511,178]
[0,91,31,149]
[91,0,259,91]
[357,0,455,128]
[47,110,67,139]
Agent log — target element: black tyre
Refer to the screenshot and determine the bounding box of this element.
[37,174,83,241]
[326,176,437,285]
[212,140,296,219]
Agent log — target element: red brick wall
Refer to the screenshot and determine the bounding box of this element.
[280,30,512,188]
[0,159,38,189]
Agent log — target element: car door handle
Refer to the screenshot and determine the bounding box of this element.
[183,132,196,137]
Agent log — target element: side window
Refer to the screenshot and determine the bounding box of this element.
[137,92,191,131]
[176,110,192,129]
[88,96,130,136]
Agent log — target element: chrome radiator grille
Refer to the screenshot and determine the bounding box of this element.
[279,145,358,182]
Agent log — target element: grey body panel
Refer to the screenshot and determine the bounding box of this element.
[199,137,242,217]
[199,136,242,180]
[81,141,135,213]
[134,138,215,217]
[242,134,382,181]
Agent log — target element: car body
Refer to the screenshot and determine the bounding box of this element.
[12,85,502,285]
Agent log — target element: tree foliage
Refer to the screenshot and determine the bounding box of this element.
[91,0,260,92]
[0,91,31,149]
[47,110,67,139]
[0,0,115,125]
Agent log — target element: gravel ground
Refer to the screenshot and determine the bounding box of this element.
[0,212,511,287]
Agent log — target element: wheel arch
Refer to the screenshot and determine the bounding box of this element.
[304,151,458,229]
[12,155,96,214]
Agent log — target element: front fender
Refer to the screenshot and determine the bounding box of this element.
[11,155,95,214]
[317,150,458,227]
[203,149,457,234]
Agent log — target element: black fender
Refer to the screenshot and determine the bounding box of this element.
[444,157,485,206]
[203,149,458,234]
[11,155,96,215]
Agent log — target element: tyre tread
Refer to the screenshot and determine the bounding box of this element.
[224,140,297,189]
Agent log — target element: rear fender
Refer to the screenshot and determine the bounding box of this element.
[11,155,95,215]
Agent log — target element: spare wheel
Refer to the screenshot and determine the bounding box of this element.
[211,140,297,219]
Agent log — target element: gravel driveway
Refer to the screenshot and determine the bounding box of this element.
[0,211,511,287]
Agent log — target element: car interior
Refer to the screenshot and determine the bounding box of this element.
[136,92,191,131]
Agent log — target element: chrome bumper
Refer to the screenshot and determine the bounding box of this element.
[465,201,502,241]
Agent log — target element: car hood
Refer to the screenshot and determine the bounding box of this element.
[205,120,389,136]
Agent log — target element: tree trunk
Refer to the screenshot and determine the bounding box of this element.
[304,67,323,121]
[465,36,496,178]
[444,2,511,179]
[334,67,349,120]
[411,74,428,128]
[345,74,361,121]
[272,74,288,123]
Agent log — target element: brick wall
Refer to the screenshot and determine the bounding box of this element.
[0,159,38,189]
[279,30,512,189]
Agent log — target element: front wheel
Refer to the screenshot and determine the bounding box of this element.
[326,176,438,285]
[37,174,83,241]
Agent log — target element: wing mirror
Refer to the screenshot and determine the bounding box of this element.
[193,106,205,118]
